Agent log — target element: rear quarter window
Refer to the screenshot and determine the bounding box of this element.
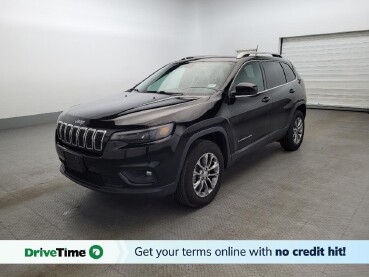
[281,63,296,82]
[262,61,286,88]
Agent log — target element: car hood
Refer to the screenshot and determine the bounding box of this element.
[60,92,215,128]
[66,92,195,119]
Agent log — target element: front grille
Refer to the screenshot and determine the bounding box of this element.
[65,124,72,143]
[57,121,106,152]
[71,126,79,145]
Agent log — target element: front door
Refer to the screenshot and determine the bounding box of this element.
[229,61,272,151]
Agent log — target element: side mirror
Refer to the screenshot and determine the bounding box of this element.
[234,82,258,96]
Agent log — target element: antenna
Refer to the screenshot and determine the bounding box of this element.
[236,45,282,59]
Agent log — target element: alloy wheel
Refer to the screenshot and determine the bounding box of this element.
[192,153,220,197]
[293,117,304,144]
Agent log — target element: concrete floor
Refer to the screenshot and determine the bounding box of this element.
[0,109,368,276]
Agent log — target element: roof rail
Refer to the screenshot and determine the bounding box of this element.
[180,55,235,61]
[180,55,217,60]
[181,56,195,60]
[236,51,282,59]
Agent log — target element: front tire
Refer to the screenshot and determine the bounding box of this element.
[280,110,305,151]
[175,140,224,208]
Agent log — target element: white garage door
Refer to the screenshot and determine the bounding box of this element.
[281,31,369,111]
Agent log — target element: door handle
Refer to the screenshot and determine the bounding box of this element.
[289,88,296,93]
[261,96,271,103]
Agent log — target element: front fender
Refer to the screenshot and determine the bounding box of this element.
[173,118,233,189]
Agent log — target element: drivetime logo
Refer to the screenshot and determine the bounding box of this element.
[25,245,103,259]
[89,245,104,259]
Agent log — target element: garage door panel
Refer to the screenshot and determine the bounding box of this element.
[287,55,369,63]
[283,32,369,47]
[306,83,369,90]
[283,42,369,51]
[282,31,369,110]
[302,73,369,79]
[296,66,369,72]
[306,89,369,109]
[283,42,369,52]
[290,57,369,66]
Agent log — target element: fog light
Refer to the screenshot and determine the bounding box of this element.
[120,169,157,185]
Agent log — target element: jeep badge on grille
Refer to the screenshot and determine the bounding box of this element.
[75,119,85,125]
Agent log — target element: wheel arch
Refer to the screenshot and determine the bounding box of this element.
[287,101,306,127]
[175,127,231,188]
[296,103,306,118]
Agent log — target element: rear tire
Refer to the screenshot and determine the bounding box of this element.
[280,110,305,151]
[175,140,224,208]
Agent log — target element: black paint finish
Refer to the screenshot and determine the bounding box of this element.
[55,55,306,196]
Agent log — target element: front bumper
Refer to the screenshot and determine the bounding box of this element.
[56,134,181,196]
[60,164,175,196]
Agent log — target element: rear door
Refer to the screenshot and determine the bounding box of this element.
[262,61,296,134]
[229,61,272,151]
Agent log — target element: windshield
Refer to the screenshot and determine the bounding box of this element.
[134,61,235,95]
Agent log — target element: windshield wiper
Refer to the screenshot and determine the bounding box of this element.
[126,87,140,92]
[186,86,218,91]
[147,91,183,96]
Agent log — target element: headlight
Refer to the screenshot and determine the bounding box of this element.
[110,123,174,143]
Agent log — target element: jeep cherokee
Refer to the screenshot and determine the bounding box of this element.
[55,51,306,207]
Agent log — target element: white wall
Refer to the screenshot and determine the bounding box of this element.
[1,0,369,119]
[0,0,196,119]
[194,0,369,54]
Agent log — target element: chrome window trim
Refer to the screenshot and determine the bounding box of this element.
[235,79,297,98]
[231,59,297,98]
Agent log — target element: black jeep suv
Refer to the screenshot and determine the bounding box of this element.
[55,52,306,207]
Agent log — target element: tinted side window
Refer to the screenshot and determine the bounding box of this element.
[281,63,296,82]
[233,62,264,91]
[262,61,286,88]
